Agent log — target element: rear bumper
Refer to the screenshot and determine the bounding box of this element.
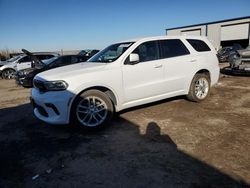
[211,66,220,86]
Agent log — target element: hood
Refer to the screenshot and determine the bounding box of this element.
[36,62,107,81]
[0,60,13,66]
[0,61,16,71]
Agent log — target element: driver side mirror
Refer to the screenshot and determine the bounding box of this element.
[125,53,139,65]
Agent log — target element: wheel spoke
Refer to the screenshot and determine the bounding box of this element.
[76,95,108,127]
[79,104,88,109]
[92,114,99,122]
[96,108,105,113]
[87,114,93,124]
[194,78,209,99]
[95,111,104,120]
[78,109,88,113]
[81,113,90,122]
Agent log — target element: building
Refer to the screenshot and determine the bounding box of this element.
[166,16,250,50]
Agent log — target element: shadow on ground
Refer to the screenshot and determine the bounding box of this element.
[0,103,249,188]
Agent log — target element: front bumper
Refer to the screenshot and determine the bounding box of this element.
[31,88,75,124]
[15,74,33,87]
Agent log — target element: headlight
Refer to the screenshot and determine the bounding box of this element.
[44,80,68,91]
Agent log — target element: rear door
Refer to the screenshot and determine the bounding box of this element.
[159,39,192,93]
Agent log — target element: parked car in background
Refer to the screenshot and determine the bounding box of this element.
[222,45,250,75]
[16,52,86,88]
[217,44,243,62]
[0,55,21,67]
[0,50,59,79]
[31,36,219,129]
[78,49,99,58]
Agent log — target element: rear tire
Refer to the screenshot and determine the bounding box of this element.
[71,89,114,130]
[187,73,210,102]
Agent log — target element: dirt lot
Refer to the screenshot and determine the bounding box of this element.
[0,74,249,188]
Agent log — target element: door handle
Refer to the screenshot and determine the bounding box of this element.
[154,64,163,68]
[190,59,197,62]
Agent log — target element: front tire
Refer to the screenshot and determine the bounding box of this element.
[187,73,210,102]
[71,89,114,129]
[2,69,16,79]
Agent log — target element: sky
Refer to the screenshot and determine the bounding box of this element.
[0,0,249,52]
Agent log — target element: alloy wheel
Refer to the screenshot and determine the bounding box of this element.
[76,96,108,127]
[194,78,209,100]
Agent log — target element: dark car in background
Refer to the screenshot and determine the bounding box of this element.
[16,54,86,88]
[217,44,243,62]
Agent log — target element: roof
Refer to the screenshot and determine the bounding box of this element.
[166,16,250,31]
[120,35,207,43]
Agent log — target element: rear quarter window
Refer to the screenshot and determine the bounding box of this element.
[187,39,211,52]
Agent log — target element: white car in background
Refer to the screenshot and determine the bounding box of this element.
[0,52,59,79]
[31,36,219,129]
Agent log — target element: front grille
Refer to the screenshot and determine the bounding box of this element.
[33,79,46,91]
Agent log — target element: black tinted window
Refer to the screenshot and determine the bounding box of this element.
[36,55,54,60]
[61,56,72,65]
[160,39,190,58]
[187,39,211,52]
[19,56,31,63]
[71,56,79,64]
[133,41,159,62]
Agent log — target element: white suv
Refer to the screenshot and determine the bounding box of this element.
[31,36,219,129]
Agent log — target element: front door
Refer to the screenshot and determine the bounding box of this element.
[16,56,32,70]
[122,41,165,103]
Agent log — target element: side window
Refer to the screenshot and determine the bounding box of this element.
[187,39,211,52]
[46,55,54,59]
[35,55,43,60]
[71,56,79,64]
[36,55,55,60]
[160,39,190,58]
[132,41,159,62]
[61,56,72,65]
[36,55,48,60]
[49,58,62,68]
[19,56,31,63]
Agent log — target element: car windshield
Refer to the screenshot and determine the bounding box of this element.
[88,42,134,63]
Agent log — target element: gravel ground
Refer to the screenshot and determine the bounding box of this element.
[0,73,249,188]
